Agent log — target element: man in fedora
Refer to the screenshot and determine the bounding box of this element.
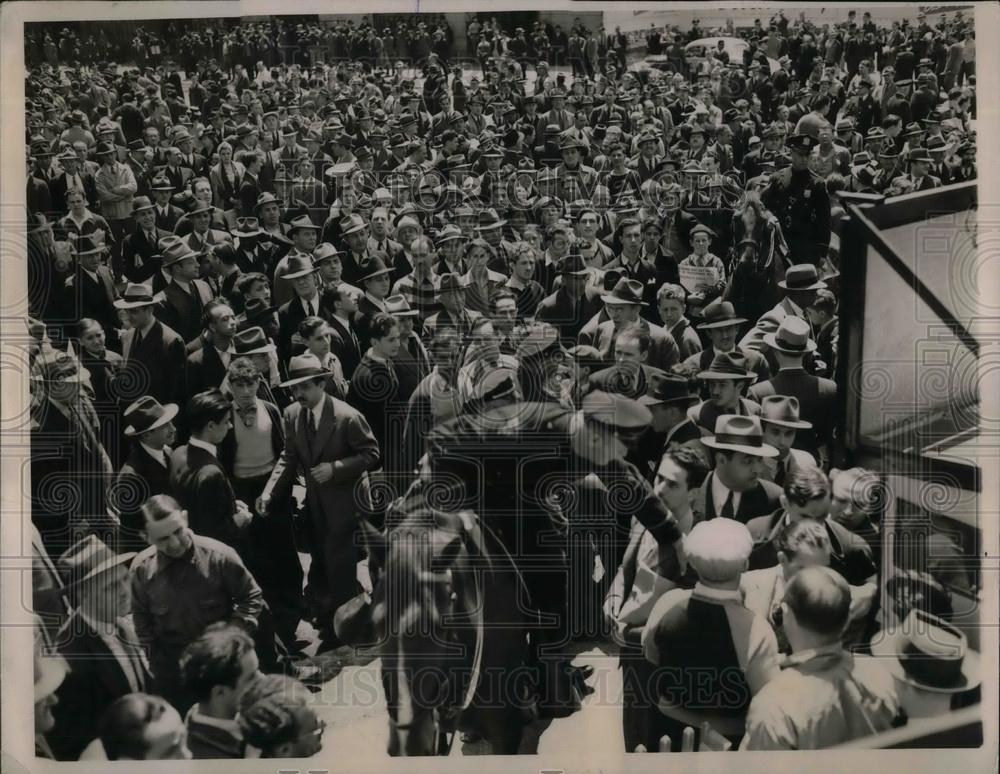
[694,414,782,524]
[114,396,179,550]
[94,139,138,241]
[593,276,680,371]
[385,294,430,402]
[255,192,292,250]
[421,271,484,343]
[231,217,274,277]
[61,234,120,347]
[259,353,379,653]
[741,567,899,749]
[871,609,980,724]
[745,466,876,587]
[221,325,287,409]
[739,264,827,351]
[321,283,363,382]
[535,253,604,344]
[354,255,395,352]
[116,281,188,407]
[150,175,185,233]
[629,371,701,478]
[901,146,940,191]
[48,535,151,760]
[30,350,115,554]
[683,298,771,384]
[688,351,763,434]
[276,254,322,365]
[156,240,216,349]
[118,194,171,286]
[758,395,817,486]
[272,215,322,306]
[748,315,836,461]
[184,201,232,257]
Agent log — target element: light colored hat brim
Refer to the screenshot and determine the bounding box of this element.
[760,415,812,429]
[696,369,756,381]
[777,279,827,290]
[600,294,642,305]
[870,630,981,694]
[697,317,747,330]
[114,297,156,310]
[279,371,326,388]
[123,402,179,436]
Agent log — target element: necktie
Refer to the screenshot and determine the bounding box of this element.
[774,458,787,487]
[306,408,317,443]
[349,324,360,351]
[719,490,735,520]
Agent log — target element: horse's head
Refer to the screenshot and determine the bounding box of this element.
[382,520,471,756]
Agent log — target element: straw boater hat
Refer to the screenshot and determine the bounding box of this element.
[702,415,779,457]
[123,396,179,436]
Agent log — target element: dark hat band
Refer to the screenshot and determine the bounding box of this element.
[900,639,965,689]
[714,431,764,447]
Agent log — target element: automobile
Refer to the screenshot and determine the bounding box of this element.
[685,36,781,75]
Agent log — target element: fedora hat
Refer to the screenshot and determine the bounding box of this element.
[234,217,264,237]
[435,224,465,245]
[697,351,756,381]
[255,191,283,211]
[72,234,108,256]
[150,175,174,192]
[312,242,342,263]
[340,213,368,236]
[287,215,320,234]
[357,256,393,283]
[384,294,419,317]
[281,253,319,280]
[703,414,778,457]
[778,263,827,291]
[437,272,469,295]
[114,282,157,310]
[764,315,816,353]
[233,325,277,355]
[161,240,199,267]
[557,253,590,276]
[280,352,328,387]
[57,534,136,592]
[638,372,697,407]
[123,395,179,436]
[131,195,155,214]
[601,277,644,306]
[581,390,652,432]
[697,298,747,330]
[871,609,980,694]
[759,395,812,429]
[907,147,933,164]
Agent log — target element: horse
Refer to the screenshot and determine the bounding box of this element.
[376,484,532,756]
[723,216,789,329]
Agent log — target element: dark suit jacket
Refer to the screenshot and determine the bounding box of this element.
[346,353,401,467]
[170,443,241,547]
[154,203,185,232]
[157,278,215,346]
[118,320,188,411]
[276,294,318,366]
[693,471,782,525]
[328,315,362,381]
[49,172,99,214]
[118,225,170,284]
[535,285,603,344]
[238,173,263,216]
[49,613,152,761]
[186,341,230,397]
[114,442,173,550]
[747,366,836,455]
[63,266,118,336]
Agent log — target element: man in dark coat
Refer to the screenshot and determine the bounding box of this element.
[156,240,217,349]
[117,196,170,285]
[186,300,238,396]
[534,253,603,345]
[61,235,119,347]
[692,414,783,524]
[170,390,252,551]
[115,283,189,409]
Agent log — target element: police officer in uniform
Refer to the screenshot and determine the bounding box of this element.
[422,392,687,718]
[761,134,831,266]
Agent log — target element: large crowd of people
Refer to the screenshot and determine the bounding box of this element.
[24,7,979,760]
